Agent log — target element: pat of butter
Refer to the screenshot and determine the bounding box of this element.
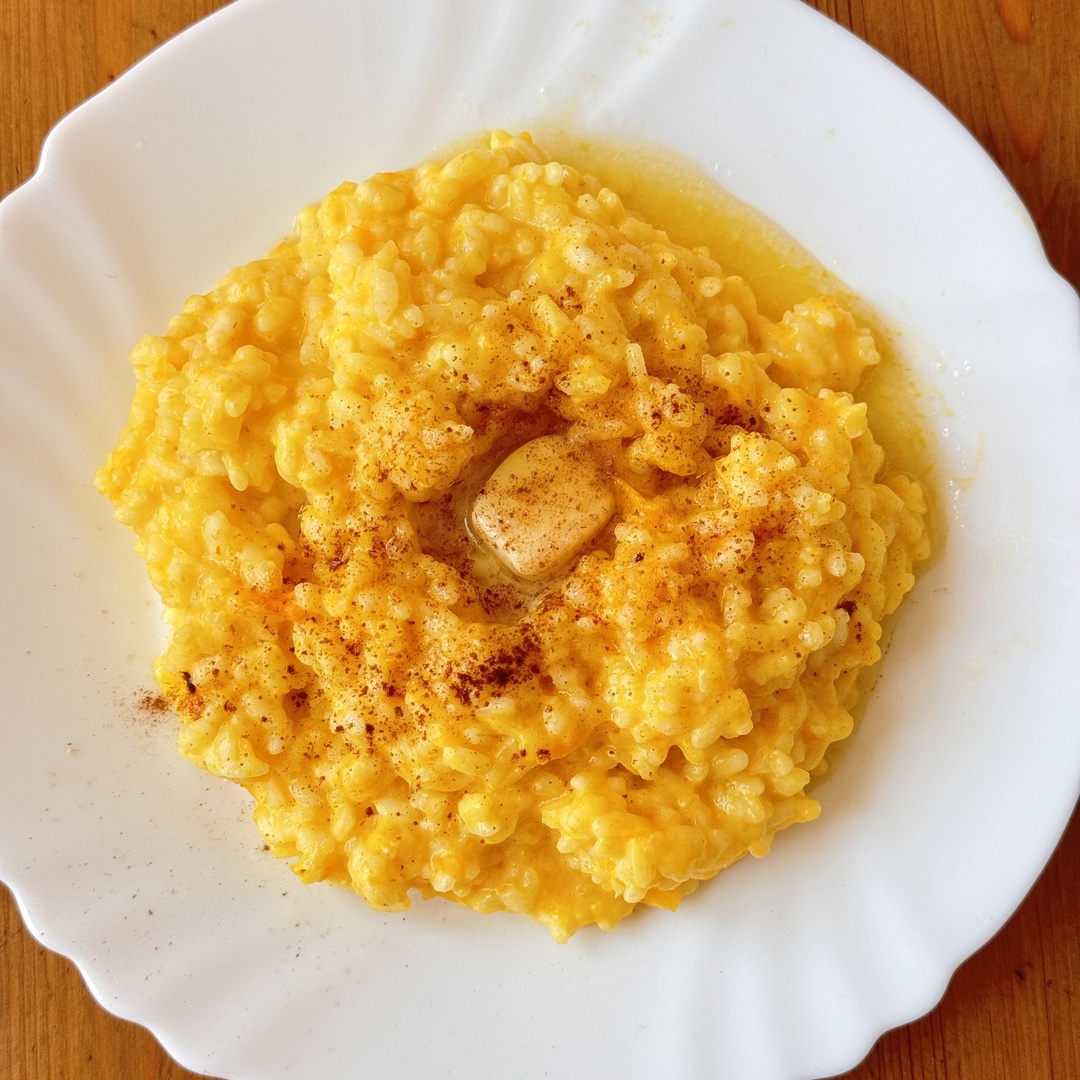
[471,435,615,580]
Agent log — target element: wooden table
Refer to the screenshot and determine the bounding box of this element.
[1,2,1077,1078]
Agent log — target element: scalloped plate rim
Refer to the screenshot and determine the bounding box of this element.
[2,1,1079,1079]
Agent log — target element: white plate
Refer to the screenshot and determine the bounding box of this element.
[2,1,1079,1078]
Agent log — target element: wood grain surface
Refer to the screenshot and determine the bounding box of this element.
[1,2,1077,1078]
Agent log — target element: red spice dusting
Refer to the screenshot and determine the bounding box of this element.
[137,691,170,715]
[448,632,542,706]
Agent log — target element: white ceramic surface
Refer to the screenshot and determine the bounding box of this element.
[2,1,1078,1078]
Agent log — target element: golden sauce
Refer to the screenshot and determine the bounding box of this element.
[542,130,940,539]
[538,131,940,770]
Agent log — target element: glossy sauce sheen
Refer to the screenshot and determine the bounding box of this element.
[546,131,939,517]
[525,131,940,766]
